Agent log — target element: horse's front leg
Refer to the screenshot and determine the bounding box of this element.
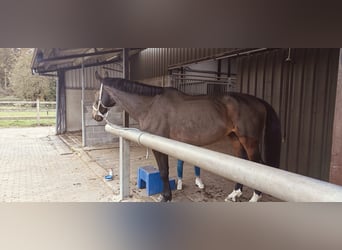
[152,150,172,202]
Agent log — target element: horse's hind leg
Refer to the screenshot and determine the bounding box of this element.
[225,133,247,202]
[238,136,263,202]
[249,190,262,202]
[225,183,243,202]
[152,150,172,202]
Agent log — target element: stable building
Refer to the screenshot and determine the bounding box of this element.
[31,48,342,186]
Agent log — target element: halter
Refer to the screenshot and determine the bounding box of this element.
[93,83,110,118]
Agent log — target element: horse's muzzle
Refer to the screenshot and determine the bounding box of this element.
[96,115,104,122]
[93,114,104,122]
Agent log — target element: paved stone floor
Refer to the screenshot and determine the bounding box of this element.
[0,127,114,202]
[0,127,280,202]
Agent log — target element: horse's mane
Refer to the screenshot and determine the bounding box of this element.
[103,78,163,96]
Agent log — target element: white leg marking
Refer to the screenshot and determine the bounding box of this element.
[225,189,242,202]
[157,194,163,202]
[177,178,183,190]
[195,177,204,189]
[249,192,262,202]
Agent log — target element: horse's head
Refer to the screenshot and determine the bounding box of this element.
[92,71,116,122]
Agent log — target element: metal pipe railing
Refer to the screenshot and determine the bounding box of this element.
[105,124,342,202]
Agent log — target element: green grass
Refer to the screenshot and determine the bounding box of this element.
[0,119,56,128]
[0,110,56,127]
[0,110,56,117]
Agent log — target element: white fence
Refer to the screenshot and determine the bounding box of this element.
[105,123,342,202]
[0,100,56,125]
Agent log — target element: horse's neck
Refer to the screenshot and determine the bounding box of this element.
[108,88,154,121]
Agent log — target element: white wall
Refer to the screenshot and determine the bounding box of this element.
[66,89,95,131]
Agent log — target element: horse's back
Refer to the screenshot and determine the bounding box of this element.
[155,89,231,145]
[146,89,271,145]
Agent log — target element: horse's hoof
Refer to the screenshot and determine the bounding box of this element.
[225,189,242,202]
[225,196,237,202]
[248,192,262,202]
[157,195,172,202]
[195,177,204,189]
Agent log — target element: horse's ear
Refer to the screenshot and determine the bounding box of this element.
[104,71,109,78]
[95,71,103,81]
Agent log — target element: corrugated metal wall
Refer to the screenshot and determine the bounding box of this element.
[62,48,339,181]
[237,48,339,181]
[131,48,340,181]
[65,62,122,89]
[130,48,235,80]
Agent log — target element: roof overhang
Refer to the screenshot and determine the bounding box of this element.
[31,48,144,75]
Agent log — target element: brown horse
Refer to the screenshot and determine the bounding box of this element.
[92,72,281,202]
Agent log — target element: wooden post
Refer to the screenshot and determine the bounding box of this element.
[36,97,40,126]
[329,49,342,185]
[120,48,131,200]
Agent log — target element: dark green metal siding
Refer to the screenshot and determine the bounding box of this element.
[237,48,339,180]
[130,48,339,181]
[130,48,235,80]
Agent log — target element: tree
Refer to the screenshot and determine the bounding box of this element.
[0,48,19,90]
[10,49,56,101]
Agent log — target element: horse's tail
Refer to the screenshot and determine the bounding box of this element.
[262,101,282,168]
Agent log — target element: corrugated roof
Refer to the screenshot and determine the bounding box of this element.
[31,48,144,74]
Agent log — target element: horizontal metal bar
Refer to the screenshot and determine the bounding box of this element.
[105,123,342,202]
[172,78,233,84]
[168,49,258,70]
[102,66,123,73]
[182,68,236,77]
[182,68,232,76]
[215,48,269,60]
[172,73,230,80]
